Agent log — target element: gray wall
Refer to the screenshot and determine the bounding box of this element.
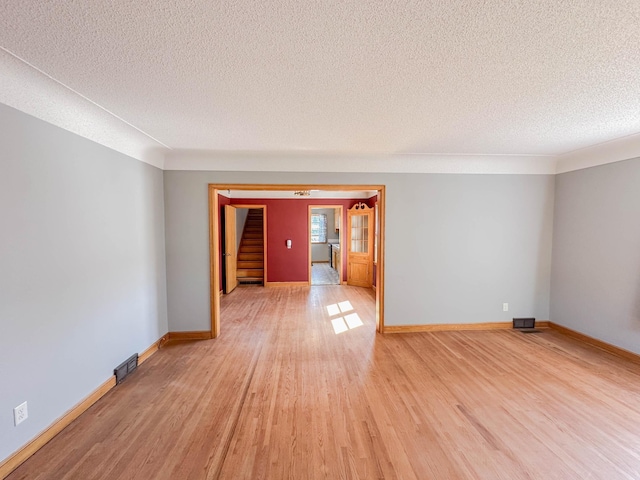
[235,208,249,253]
[550,158,640,354]
[164,171,554,331]
[0,104,168,462]
[311,208,336,262]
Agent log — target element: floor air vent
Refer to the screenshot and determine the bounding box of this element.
[513,317,535,329]
[513,317,541,333]
[114,354,138,385]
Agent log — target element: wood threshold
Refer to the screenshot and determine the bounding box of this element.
[265,281,310,287]
[384,321,551,333]
[549,322,640,365]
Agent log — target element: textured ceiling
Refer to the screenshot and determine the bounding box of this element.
[1,1,640,164]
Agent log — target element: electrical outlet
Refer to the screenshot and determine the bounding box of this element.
[14,401,28,426]
[503,303,509,312]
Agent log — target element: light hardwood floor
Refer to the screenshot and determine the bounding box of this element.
[7,286,640,479]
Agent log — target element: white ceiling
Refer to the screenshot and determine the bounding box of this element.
[1,1,640,173]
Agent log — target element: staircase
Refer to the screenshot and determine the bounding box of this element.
[236,209,264,285]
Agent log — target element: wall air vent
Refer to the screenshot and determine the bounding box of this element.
[114,353,139,385]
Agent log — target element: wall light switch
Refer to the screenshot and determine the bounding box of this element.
[503,303,509,312]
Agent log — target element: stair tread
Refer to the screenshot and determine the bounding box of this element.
[240,247,263,252]
[237,263,263,268]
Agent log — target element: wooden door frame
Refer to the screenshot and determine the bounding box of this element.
[209,184,386,338]
[308,205,344,285]
[227,203,268,291]
[346,203,374,288]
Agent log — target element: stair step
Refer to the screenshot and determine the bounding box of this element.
[242,239,263,245]
[240,246,263,253]
[244,233,263,239]
[238,277,264,285]
[237,261,264,268]
[238,253,263,261]
[237,268,264,278]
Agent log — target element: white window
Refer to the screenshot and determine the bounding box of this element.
[311,214,327,243]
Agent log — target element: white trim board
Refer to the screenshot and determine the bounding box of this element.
[163,152,557,175]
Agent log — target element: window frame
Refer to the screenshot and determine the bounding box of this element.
[310,213,328,244]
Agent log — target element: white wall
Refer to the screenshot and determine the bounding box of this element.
[164,171,554,332]
[0,104,168,462]
[550,157,640,354]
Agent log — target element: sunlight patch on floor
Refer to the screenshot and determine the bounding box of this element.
[331,318,349,334]
[338,301,353,313]
[327,301,363,334]
[344,313,363,329]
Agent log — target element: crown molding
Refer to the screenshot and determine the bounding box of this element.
[556,132,640,174]
[164,151,557,175]
[0,47,168,169]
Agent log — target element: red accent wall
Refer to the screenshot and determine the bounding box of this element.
[230,198,364,282]
[218,194,231,288]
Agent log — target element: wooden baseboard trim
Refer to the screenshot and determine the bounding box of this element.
[548,322,640,364]
[0,334,169,479]
[167,331,212,341]
[0,376,116,479]
[139,333,169,365]
[384,321,550,334]
[265,281,309,287]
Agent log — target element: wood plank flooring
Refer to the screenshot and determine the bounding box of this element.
[7,285,640,479]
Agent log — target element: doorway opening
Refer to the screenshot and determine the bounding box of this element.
[222,204,266,294]
[309,205,343,286]
[209,184,386,337]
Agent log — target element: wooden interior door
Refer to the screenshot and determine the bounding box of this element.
[224,205,238,294]
[347,203,373,287]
